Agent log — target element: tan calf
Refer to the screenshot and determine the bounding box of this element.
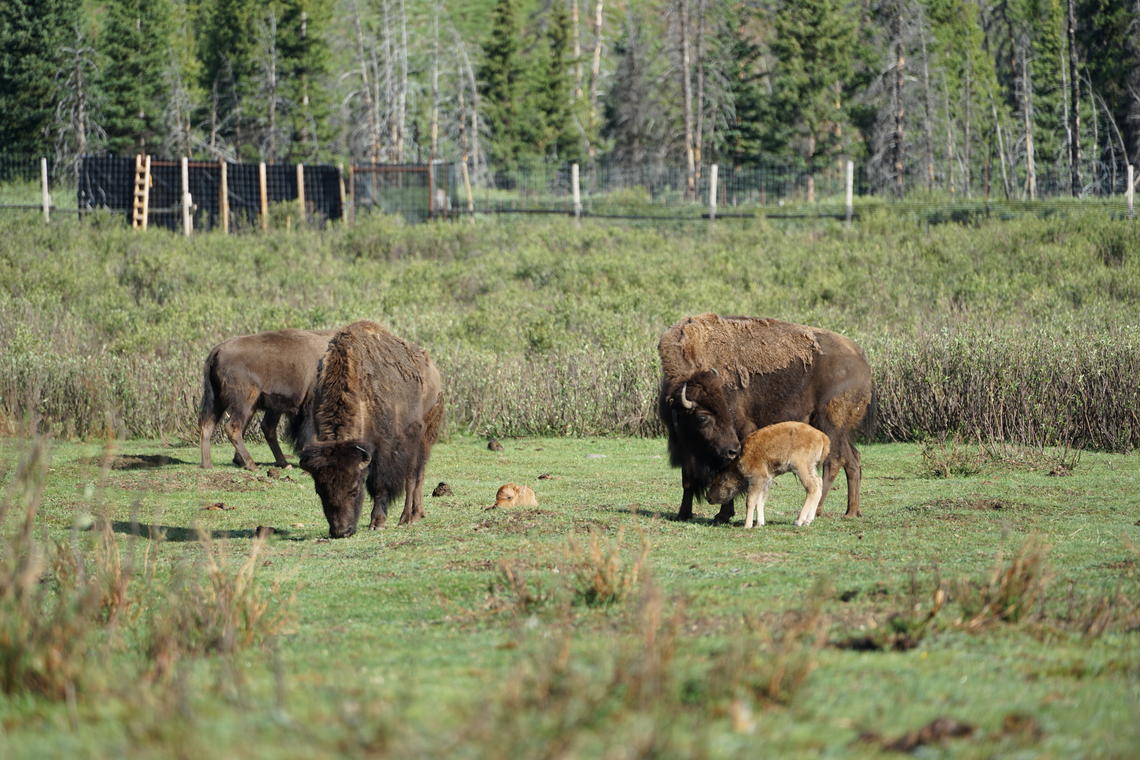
[488,483,538,509]
[705,422,831,528]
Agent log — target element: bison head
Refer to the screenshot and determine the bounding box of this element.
[705,464,747,504]
[667,369,741,463]
[299,440,375,538]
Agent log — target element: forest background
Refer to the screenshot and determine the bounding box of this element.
[1,0,1138,200]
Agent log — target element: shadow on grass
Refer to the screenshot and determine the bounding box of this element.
[78,454,195,470]
[592,504,733,525]
[108,520,291,542]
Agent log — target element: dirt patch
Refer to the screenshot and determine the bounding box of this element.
[472,509,556,535]
[928,497,1018,511]
[857,717,975,752]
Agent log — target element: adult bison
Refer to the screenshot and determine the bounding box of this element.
[294,320,444,538]
[657,313,873,523]
[198,328,335,470]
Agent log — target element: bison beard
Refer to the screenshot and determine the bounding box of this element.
[657,314,873,523]
[295,321,444,538]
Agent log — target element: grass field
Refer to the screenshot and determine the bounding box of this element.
[1,433,1137,757]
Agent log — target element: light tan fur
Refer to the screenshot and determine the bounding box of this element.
[657,313,820,389]
[488,483,538,509]
[705,422,831,528]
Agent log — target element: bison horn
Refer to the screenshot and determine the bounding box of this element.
[353,444,371,463]
[679,383,695,410]
[709,367,719,377]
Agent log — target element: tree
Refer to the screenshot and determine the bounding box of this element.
[96,0,175,156]
[478,0,528,170]
[531,1,581,162]
[0,0,82,156]
[198,0,262,158]
[602,7,674,167]
[766,0,864,201]
[720,4,768,168]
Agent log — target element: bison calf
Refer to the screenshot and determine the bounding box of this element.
[705,422,831,528]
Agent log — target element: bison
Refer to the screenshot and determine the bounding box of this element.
[198,328,335,470]
[294,320,444,538]
[657,313,873,523]
[705,422,831,528]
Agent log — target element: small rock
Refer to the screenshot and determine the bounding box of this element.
[487,439,504,451]
[253,525,276,538]
[537,473,553,480]
[431,482,453,497]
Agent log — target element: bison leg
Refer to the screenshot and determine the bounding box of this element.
[222,399,259,471]
[676,471,696,520]
[200,416,216,469]
[260,410,289,468]
[793,465,824,527]
[713,500,735,524]
[744,480,770,528]
[368,497,388,530]
[842,442,862,517]
[397,469,426,526]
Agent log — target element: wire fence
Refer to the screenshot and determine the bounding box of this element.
[1,152,1135,230]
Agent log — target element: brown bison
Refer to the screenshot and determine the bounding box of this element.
[295,321,444,538]
[658,314,873,523]
[198,328,335,470]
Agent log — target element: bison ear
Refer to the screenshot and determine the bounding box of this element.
[298,446,320,473]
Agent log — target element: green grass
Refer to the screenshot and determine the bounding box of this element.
[1,434,1137,757]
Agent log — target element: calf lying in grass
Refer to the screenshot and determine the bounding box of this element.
[705,422,831,528]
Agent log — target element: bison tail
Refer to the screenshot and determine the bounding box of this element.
[198,349,222,429]
[858,386,880,442]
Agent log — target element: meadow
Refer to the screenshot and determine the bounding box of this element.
[0,209,1138,756]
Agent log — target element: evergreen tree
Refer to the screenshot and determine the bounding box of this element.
[0,0,82,156]
[531,1,580,162]
[96,0,175,156]
[602,8,674,167]
[766,0,864,199]
[276,0,334,162]
[478,0,528,170]
[198,0,262,158]
[720,4,768,167]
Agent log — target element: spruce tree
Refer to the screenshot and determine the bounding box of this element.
[0,0,82,156]
[532,1,580,162]
[96,0,175,156]
[478,0,527,171]
[277,0,334,162]
[766,0,863,199]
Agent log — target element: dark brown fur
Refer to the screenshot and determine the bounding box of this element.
[198,328,335,470]
[296,321,444,538]
[658,314,873,522]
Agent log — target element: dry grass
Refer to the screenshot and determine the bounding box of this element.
[955,538,1051,631]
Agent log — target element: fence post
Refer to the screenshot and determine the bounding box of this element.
[219,161,229,234]
[461,160,475,216]
[40,157,50,223]
[571,163,582,219]
[181,157,192,236]
[259,162,269,231]
[296,163,306,225]
[708,164,718,220]
[338,163,349,226]
[845,160,854,226]
[1126,162,1135,218]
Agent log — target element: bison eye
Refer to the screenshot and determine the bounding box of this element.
[697,413,714,427]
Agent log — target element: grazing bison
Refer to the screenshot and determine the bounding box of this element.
[657,313,873,523]
[198,328,335,470]
[295,321,444,538]
[705,422,831,528]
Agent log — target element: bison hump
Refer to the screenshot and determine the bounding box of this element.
[658,313,819,387]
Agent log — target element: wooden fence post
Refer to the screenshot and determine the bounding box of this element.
[296,163,306,224]
[219,160,229,234]
[181,157,192,236]
[845,160,854,226]
[337,163,348,226]
[259,162,269,231]
[708,164,718,220]
[40,157,50,223]
[1126,162,1135,218]
[571,163,582,219]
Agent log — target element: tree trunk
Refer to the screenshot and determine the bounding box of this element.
[350,2,381,164]
[919,26,935,191]
[892,9,905,198]
[1066,0,1082,195]
[677,0,696,198]
[1021,46,1037,200]
[587,0,605,158]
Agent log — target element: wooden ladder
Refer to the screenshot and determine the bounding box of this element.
[131,154,151,229]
